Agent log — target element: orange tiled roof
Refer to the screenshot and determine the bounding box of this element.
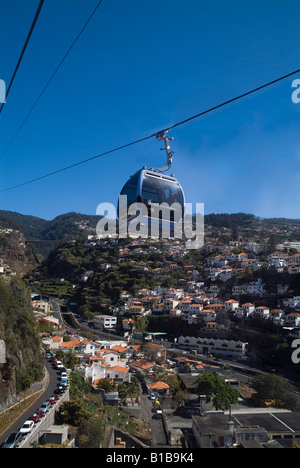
[111,345,128,353]
[52,336,62,342]
[108,366,128,373]
[148,381,170,390]
[80,339,90,345]
[61,340,80,348]
[131,360,155,370]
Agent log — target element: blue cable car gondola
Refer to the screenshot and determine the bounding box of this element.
[118,131,185,237]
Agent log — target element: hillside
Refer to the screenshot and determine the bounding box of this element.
[2,209,300,243]
[0,210,102,258]
[0,210,100,240]
[1,209,300,271]
[0,277,43,410]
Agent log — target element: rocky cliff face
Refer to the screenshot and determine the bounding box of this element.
[0,277,42,410]
[0,229,38,276]
[0,359,17,411]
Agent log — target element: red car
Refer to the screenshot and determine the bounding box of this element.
[47,394,59,405]
[30,409,44,423]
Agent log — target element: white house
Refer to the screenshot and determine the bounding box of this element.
[253,306,270,319]
[219,268,234,282]
[85,358,106,383]
[163,298,179,311]
[106,366,128,381]
[225,299,239,312]
[248,279,265,295]
[188,304,204,315]
[284,313,300,327]
[177,336,248,358]
[94,315,117,330]
[241,303,255,317]
[232,285,249,296]
[282,297,300,309]
[96,349,122,367]
[269,309,284,324]
[199,309,217,323]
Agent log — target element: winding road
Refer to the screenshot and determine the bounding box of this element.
[0,358,60,447]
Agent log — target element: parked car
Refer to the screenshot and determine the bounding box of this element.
[39,401,51,413]
[55,384,65,394]
[47,394,58,405]
[19,420,34,435]
[149,393,156,400]
[61,377,68,387]
[60,371,68,379]
[2,431,22,448]
[30,409,44,423]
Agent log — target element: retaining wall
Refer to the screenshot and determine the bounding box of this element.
[18,388,69,448]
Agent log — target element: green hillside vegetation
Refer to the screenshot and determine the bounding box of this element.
[0,210,102,257]
[28,239,162,316]
[0,210,100,240]
[0,277,43,395]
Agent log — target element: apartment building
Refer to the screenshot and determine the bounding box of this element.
[94,315,117,330]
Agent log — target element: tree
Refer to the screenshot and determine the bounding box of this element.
[196,372,239,410]
[65,350,79,370]
[96,378,115,393]
[252,373,297,410]
[76,416,106,448]
[118,380,139,400]
[134,316,149,333]
[59,398,92,426]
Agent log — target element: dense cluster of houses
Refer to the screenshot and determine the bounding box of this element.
[33,232,300,381]
[102,282,300,340]
[41,331,170,393]
[207,249,300,283]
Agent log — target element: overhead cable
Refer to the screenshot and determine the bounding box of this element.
[0,0,45,114]
[1,66,299,193]
[0,0,104,158]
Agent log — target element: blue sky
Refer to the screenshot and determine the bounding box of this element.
[0,0,299,220]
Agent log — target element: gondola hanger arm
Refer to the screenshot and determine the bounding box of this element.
[151,129,174,173]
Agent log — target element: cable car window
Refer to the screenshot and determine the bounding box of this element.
[120,172,139,206]
[142,175,183,206]
[142,185,160,203]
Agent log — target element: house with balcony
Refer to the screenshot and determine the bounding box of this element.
[269,309,284,324]
[253,306,270,319]
[284,313,300,327]
[106,366,129,382]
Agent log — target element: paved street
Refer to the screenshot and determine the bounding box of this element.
[0,359,60,447]
[140,387,169,447]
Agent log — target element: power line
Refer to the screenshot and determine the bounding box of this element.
[169,67,300,131]
[0,134,153,192]
[1,66,299,193]
[0,0,104,159]
[0,0,45,115]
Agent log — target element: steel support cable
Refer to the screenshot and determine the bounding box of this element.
[0,0,104,159]
[0,66,299,193]
[0,0,45,114]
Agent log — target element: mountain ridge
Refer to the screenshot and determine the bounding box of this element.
[1,209,300,248]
